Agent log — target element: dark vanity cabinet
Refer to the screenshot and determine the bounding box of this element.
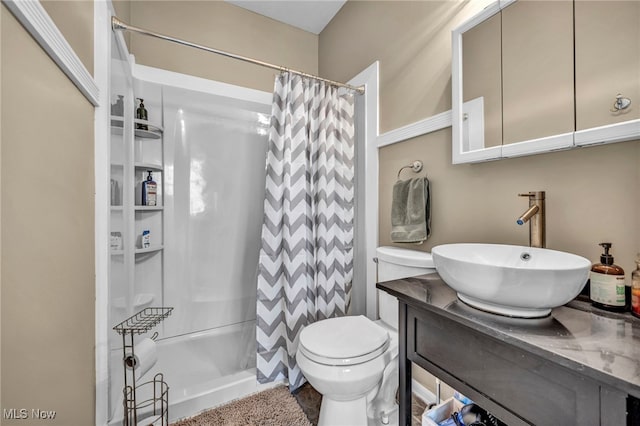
[379,276,640,426]
[407,306,612,425]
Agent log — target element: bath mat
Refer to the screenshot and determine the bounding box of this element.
[171,386,313,426]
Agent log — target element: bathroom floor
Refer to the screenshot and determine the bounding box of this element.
[411,393,429,426]
[292,383,322,425]
[292,383,430,426]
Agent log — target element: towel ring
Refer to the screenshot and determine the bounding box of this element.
[397,160,423,179]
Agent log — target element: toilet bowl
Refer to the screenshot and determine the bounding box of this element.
[297,316,397,426]
[296,247,435,426]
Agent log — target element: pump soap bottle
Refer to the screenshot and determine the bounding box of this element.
[136,98,148,130]
[590,242,626,312]
[142,171,157,206]
[631,254,640,318]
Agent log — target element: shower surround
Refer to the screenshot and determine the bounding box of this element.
[108,67,277,423]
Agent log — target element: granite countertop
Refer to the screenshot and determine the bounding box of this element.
[377,273,640,398]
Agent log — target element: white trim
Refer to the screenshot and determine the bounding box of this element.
[451,96,502,164]
[451,2,502,164]
[132,63,272,106]
[500,0,517,10]
[574,119,640,147]
[3,0,100,106]
[451,17,464,164]
[94,2,113,425]
[452,1,501,36]
[453,145,502,164]
[347,62,380,321]
[501,132,574,158]
[412,378,437,405]
[377,110,452,148]
[499,0,518,10]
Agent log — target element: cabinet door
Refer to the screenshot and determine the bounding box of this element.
[501,0,574,146]
[575,0,640,131]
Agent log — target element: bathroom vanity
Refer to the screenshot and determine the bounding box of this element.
[377,274,640,426]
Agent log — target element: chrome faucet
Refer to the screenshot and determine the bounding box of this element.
[517,191,545,248]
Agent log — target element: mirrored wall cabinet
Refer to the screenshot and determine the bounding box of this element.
[452,0,640,164]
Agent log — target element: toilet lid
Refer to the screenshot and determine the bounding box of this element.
[298,315,389,366]
[376,246,435,268]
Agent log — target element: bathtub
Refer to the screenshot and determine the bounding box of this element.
[108,320,280,424]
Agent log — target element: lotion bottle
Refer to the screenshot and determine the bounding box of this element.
[142,171,157,206]
[590,242,626,312]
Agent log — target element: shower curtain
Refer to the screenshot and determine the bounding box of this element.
[256,73,355,390]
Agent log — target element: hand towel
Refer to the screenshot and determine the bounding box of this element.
[390,177,431,243]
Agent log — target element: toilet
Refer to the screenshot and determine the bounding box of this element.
[296,247,435,426]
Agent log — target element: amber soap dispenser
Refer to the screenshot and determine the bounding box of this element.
[590,242,626,312]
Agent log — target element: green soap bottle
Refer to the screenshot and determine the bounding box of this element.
[590,242,626,312]
[136,98,148,130]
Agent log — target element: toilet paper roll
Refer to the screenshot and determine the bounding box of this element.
[124,338,158,379]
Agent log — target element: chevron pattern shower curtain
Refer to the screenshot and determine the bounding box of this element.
[256,73,355,390]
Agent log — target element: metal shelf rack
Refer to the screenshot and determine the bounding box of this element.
[114,307,173,426]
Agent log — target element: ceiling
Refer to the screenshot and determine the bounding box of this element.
[225,1,347,34]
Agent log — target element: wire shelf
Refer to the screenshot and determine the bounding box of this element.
[113,307,173,335]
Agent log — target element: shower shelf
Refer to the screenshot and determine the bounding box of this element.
[134,118,164,132]
[135,206,164,211]
[110,116,124,128]
[133,118,163,139]
[135,162,163,171]
[135,245,164,254]
[134,128,162,139]
[110,116,163,139]
[111,246,164,256]
[113,306,173,335]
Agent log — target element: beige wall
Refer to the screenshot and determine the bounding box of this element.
[320,1,493,133]
[0,2,317,423]
[40,0,94,75]
[320,0,640,396]
[128,1,318,93]
[1,5,95,425]
[320,0,639,273]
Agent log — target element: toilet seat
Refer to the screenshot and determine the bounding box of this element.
[298,315,389,366]
[376,246,435,268]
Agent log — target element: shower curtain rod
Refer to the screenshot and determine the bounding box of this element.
[111,16,365,95]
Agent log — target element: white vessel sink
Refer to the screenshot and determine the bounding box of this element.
[432,243,591,318]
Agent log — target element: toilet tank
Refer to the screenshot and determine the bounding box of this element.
[376,246,435,330]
